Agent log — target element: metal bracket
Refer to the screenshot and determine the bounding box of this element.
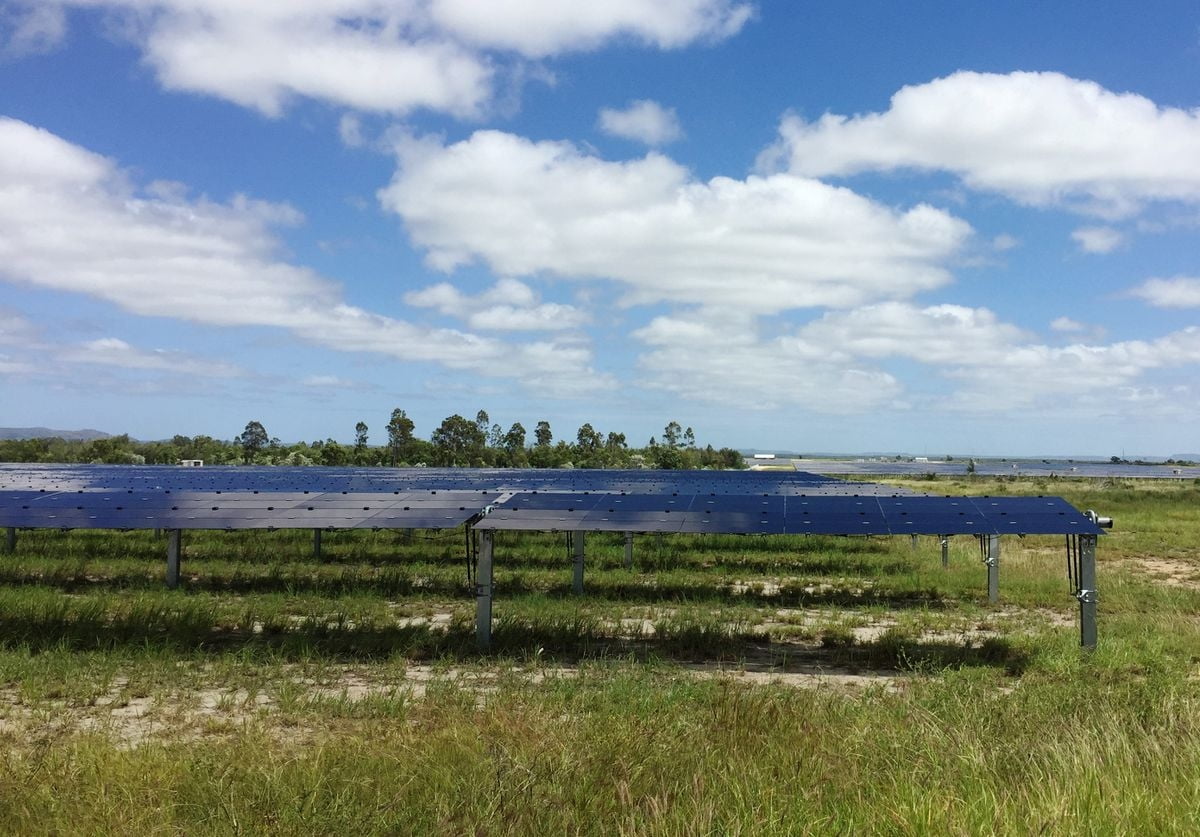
[983,554,998,568]
[1075,588,1097,604]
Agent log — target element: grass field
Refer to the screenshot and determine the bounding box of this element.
[1,476,1199,834]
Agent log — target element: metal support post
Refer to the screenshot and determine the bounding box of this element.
[624,532,634,570]
[403,528,414,544]
[166,529,182,589]
[1078,534,1097,649]
[4,527,15,553]
[313,528,322,561]
[475,530,494,649]
[940,536,949,569]
[910,534,919,551]
[986,534,1000,604]
[573,531,585,594]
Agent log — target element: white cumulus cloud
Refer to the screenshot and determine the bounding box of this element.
[0,1,67,58]
[300,374,373,391]
[991,234,1019,252]
[1130,276,1200,308]
[1050,316,1085,333]
[60,337,245,378]
[0,307,43,347]
[632,309,902,412]
[37,1,752,117]
[428,0,753,56]
[405,278,588,331]
[1071,226,1124,253]
[761,71,1200,217]
[797,302,1200,410]
[598,99,683,145]
[631,300,1200,416]
[380,130,972,313]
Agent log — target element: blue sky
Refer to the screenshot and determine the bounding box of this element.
[2,1,1199,457]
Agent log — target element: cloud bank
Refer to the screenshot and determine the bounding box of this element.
[0,117,611,396]
[380,129,973,312]
[761,71,1200,217]
[24,0,752,117]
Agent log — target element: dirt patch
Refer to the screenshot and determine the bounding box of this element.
[729,580,783,596]
[0,659,908,750]
[1132,557,1200,589]
[395,612,455,629]
[681,661,904,693]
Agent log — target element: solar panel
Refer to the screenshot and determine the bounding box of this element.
[972,496,1099,535]
[678,511,787,535]
[692,495,785,513]
[877,496,990,535]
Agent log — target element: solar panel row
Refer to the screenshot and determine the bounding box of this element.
[0,465,1103,535]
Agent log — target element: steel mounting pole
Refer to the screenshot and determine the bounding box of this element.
[573,531,585,594]
[166,529,182,589]
[986,534,1000,604]
[624,531,634,570]
[940,535,949,569]
[475,529,494,649]
[1078,534,1098,649]
[313,528,322,561]
[4,527,15,553]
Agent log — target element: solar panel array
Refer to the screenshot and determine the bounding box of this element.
[0,465,1104,535]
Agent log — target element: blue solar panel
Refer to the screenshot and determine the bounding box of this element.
[692,495,785,513]
[580,510,684,533]
[783,497,890,534]
[499,493,602,511]
[877,497,990,535]
[784,514,892,535]
[972,496,1099,535]
[679,511,787,534]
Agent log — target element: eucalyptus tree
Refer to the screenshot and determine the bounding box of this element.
[386,409,415,466]
[237,420,268,464]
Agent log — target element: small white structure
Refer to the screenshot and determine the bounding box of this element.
[752,453,776,460]
[178,459,204,467]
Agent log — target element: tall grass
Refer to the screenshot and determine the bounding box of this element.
[1,668,1198,834]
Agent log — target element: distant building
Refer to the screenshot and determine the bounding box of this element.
[752,453,776,460]
[179,459,204,467]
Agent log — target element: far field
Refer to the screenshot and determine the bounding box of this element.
[1,475,1199,834]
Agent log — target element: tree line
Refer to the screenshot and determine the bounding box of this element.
[0,411,745,470]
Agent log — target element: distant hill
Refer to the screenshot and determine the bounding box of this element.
[0,427,112,441]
